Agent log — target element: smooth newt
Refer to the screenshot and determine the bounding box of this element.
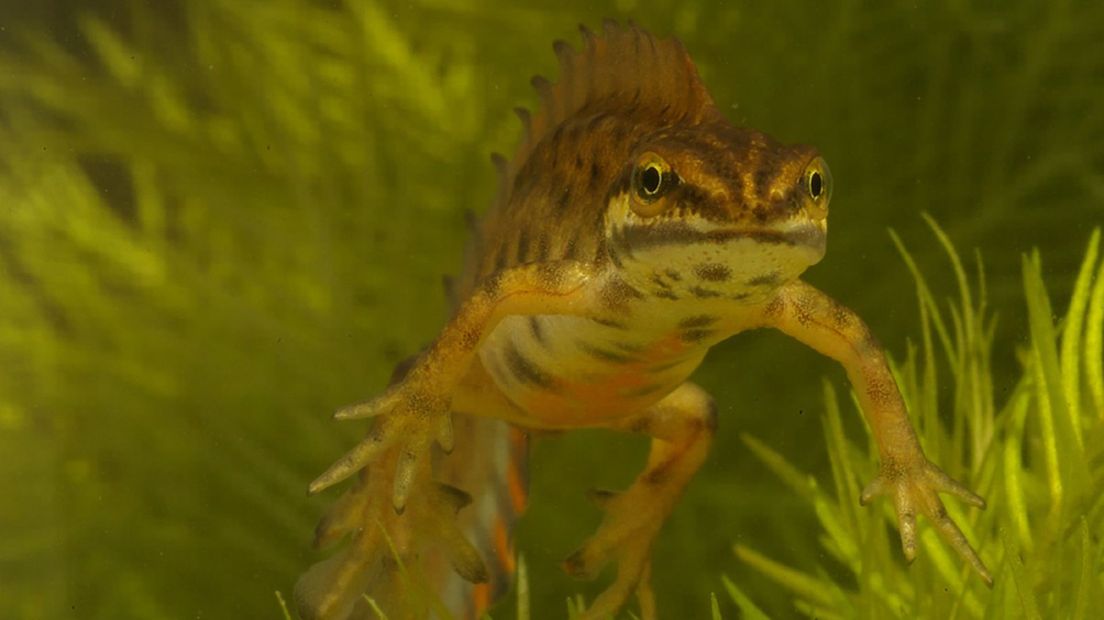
[297,21,989,620]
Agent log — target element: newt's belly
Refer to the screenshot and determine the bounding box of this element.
[477,314,709,428]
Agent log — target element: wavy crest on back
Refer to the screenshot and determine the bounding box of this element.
[496,20,717,196]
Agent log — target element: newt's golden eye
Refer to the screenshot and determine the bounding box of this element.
[631,152,676,216]
[804,157,832,206]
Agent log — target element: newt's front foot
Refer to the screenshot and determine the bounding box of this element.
[308,372,454,512]
[861,457,991,585]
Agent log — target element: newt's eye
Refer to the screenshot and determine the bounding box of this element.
[804,157,832,206]
[631,152,676,216]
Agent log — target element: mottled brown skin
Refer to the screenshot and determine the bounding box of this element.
[298,21,989,620]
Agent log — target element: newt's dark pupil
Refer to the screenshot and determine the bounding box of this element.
[810,171,822,198]
[641,166,661,195]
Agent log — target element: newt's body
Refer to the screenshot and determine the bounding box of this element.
[297,22,989,620]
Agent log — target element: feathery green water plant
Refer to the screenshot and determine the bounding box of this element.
[731,221,1104,619]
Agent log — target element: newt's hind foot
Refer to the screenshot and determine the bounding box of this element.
[298,457,487,620]
[565,485,664,620]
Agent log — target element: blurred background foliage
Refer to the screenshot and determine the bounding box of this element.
[0,0,1101,618]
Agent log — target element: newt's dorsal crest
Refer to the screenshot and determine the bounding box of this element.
[502,21,720,193]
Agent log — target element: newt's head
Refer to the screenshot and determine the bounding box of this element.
[604,121,830,300]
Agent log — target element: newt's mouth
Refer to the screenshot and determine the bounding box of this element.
[776,220,827,265]
[612,220,825,252]
[781,221,826,254]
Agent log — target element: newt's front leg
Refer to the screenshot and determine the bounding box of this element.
[762,280,991,583]
[309,260,600,507]
[299,261,603,619]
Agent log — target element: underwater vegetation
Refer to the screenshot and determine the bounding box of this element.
[0,0,1101,618]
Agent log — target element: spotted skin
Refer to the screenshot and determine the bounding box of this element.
[297,21,990,620]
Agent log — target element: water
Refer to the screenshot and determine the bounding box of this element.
[1,1,1101,618]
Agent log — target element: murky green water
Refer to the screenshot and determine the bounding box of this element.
[2,2,1101,618]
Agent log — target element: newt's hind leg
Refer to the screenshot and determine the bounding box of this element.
[566,382,717,620]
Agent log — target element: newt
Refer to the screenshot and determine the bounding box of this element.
[296,21,989,620]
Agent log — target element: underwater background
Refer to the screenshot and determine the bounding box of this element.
[1,1,1102,618]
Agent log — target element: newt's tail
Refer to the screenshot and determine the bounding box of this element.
[295,408,528,619]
